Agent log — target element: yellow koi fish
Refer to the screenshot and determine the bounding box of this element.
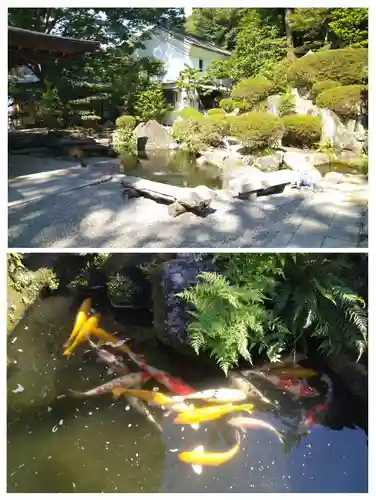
[111,388,192,413]
[174,403,254,425]
[63,313,100,356]
[178,431,241,474]
[63,298,92,348]
[173,388,247,404]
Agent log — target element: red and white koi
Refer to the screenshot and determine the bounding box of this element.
[69,371,151,397]
[242,370,319,398]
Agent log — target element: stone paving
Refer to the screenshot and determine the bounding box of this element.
[8,173,367,248]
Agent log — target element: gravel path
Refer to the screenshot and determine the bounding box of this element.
[8,180,308,248]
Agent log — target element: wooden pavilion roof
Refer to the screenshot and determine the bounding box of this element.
[9,26,101,67]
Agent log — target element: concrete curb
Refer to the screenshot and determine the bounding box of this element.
[8,175,113,209]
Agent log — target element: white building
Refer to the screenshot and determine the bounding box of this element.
[135,27,231,122]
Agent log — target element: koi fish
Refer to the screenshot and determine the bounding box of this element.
[178,430,241,474]
[228,416,284,444]
[69,371,151,397]
[87,336,129,375]
[92,328,196,396]
[63,313,101,356]
[227,371,277,407]
[263,367,318,378]
[240,370,319,398]
[172,388,247,404]
[298,374,333,433]
[124,392,163,433]
[174,403,254,425]
[63,298,92,348]
[111,388,193,413]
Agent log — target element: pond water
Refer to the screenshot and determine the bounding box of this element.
[7,293,368,493]
[120,150,222,189]
[315,162,361,176]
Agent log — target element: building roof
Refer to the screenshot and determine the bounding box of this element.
[8,26,101,67]
[159,27,231,56]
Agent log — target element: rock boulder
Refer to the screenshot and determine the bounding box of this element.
[152,256,217,357]
[135,120,177,151]
[283,151,322,182]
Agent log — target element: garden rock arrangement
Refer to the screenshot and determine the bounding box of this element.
[121,176,215,218]
[152,255,217,359]
[135,120,177,151]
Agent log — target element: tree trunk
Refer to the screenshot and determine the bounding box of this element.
[285,8,295,59]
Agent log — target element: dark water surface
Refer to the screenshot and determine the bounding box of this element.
[120,150,222,189]
[7,295,368,493]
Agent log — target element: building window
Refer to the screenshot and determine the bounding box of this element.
[199,59,204,72]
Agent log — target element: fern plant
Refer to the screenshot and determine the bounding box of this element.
[177,271,289,374]
[178,254,367,374]
[272,255,367,360]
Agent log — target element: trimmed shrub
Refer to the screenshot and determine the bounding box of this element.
[115,114,136,129]
[316,85,364,120]
[252,99,268,112]
[207,108,226,117]
[287,48,367,89]
[178,107,204,120]
[231,77,274,111]
[278,93,296,117]
[112,127,137,155]
[219,98,236,113]
[172,115,228,151]
[228,112,284,150]
[312,80,341,100]
[282,114,322,148]
[260,58,294,94]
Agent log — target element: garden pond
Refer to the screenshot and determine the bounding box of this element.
[7,290,368,493]
[120,150,222,189]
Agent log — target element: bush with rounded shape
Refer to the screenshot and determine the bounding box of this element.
[228,112,284,150]
[178,107,204,120]
[287,48,367,89]
[282,114,322,148]
[115,115,136,129]
[172,115,228,151]
[219,98,236,113]
[316,85,364,120]
[207,108,226,117]
[260,58,294,94]
[312,80,341,99]
[231,77,274,111]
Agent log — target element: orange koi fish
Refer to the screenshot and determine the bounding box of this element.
[111,388,192,412]
[174,403,254,425]
[63,313,101,356]
[63,298,92,348]
[178,431,241,474]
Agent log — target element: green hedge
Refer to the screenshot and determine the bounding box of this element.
[172,115,228,151]
[228,112,284,150]
[312,80,341,100]
[207,108,226,117]
[178,107,204,120]
[282,114,322,148]
[316,85,364,120]
[115,114,136,129]
[288,48,368,89]
[231,77,273,111]
[219,98,236,113]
